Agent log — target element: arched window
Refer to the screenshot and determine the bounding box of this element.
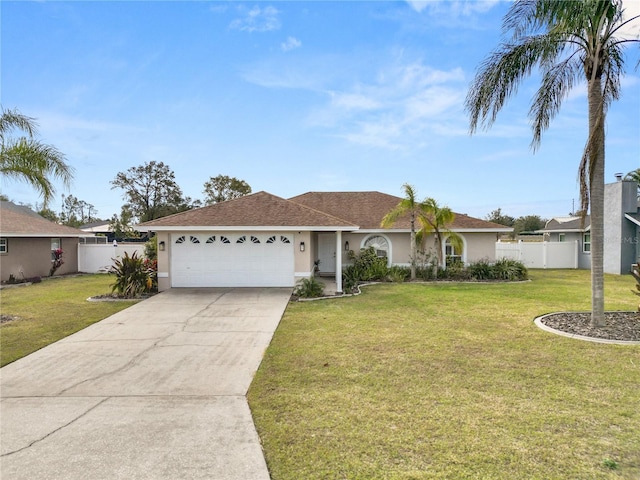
[444,236,464,266]
[362,234,391,265]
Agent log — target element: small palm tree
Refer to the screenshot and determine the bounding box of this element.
[625,168,640,198]
[418,197,463,271]
[381,184,420,280]
[466,0,639,327]
[0,107,74,205]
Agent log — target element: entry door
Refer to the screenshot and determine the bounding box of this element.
[317,233,336,274]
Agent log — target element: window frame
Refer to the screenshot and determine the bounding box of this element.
[0,238,7,254]
[583,232,591,253]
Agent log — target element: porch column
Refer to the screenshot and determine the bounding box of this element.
[335,230,343,293]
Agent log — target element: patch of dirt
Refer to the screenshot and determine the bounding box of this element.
[540,311,640,342]
[1,314,19,324]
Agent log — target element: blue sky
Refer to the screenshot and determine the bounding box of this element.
[2,0,639,221]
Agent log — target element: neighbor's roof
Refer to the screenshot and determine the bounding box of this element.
[0,201,86,237]
[289,191,512,231]
[137,191,358,231]
[538,216,591,233]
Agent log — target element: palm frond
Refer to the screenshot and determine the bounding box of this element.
[466,35,562,133]
[529,54,583,149]
[1,138,74,205]
[0,107,38,141]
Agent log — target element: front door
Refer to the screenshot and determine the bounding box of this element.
[317,233,335,275]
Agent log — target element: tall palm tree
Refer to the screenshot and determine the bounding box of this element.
[381,183,420,280]
[0,107,74,205]
[466,0,639,327]
[418,197,464,271]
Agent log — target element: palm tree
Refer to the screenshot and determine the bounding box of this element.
[381,183,420,280]
[0,107,74,205]
[466,0,639,327]
[625,168,640,199]
[418,197,464,272]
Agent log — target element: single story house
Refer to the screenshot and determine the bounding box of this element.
[138,191,511,292]
[537,178,639,274]
[0,201,85,282]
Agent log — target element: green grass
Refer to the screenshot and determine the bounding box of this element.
[0,274,136,366]
[248,270,640,479]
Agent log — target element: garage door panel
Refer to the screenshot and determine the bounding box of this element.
[171,232,294,287]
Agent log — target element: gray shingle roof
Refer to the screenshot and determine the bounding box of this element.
[0,201,86,237]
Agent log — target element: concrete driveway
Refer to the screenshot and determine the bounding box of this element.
[1,287,291,480]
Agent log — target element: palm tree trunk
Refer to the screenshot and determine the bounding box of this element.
[588,77,606,327]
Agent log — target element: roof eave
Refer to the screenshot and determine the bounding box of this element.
[137,225,360,232]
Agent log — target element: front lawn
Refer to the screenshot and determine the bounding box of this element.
[248,270,639,479]
[0,274,136,366]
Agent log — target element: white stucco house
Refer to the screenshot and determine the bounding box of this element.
[537,178,640,274]
[137,191,512,292]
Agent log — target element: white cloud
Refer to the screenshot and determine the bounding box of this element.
[620,0,640,39]
[230,5,280,33]
[405,0,500,16]
[281,36,301,52]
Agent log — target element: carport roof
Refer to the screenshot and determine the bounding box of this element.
[137,191,358,231]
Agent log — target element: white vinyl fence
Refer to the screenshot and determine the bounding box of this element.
[495,240,579,269]
[78,243,146,273]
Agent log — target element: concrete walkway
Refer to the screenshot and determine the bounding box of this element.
[1,287,291,480]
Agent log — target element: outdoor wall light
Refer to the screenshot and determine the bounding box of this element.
[300,241,305,252]
[159,241,166,251]
[344,241,350,252]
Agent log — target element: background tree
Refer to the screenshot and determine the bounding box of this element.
[381,183,421,280]
[109,206,139,240]
[59,194,99,227]
[466,0,639,327]
[0,107,74,206]
[203,175,252,205]
[513,215,547,236]
[418,198,464,271]
[485,208,515,227]
[111,161,197,223]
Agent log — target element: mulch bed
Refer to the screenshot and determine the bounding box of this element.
[540,311,640,342]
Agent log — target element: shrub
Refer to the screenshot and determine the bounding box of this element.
[110,252,155,298]
[144,236,158,261]
[49,248,64,276]
[441,260,471,281]
[492,258,528,281]
[294,277,325,298]
[467,258,494,280]
[387,265,409,283]
[342,265,362,293]
[348,247,389,281]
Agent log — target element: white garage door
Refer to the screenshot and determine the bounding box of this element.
[170,232,294,287]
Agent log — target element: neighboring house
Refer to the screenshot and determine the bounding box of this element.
[79,220,113,239]
[537,178,640,274]
[137,191,511,292]
[0,201,85,282]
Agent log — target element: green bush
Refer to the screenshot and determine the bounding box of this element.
[342,265,362,293]
[110,252,155,298]
[441,260,471,281]
[293,277,325,298]
[387,265,410,283]
[348,247,389,281]
[467,258,494,280]
[492,258,528,281]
